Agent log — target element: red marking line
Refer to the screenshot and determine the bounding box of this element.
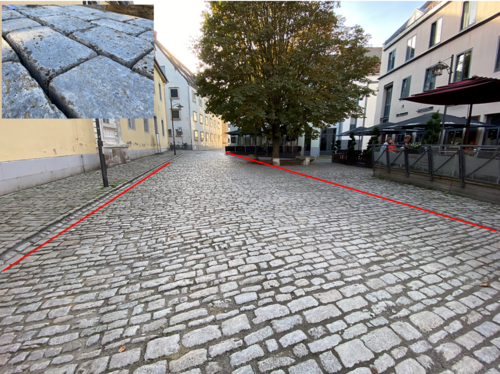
[226,152,497,232]
[3,162,171,272]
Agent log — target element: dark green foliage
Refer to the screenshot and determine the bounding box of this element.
[334,139,342,153]
[194,2,380,158]
[423,111,441,144]
[347,131,356,155]
[366,125,380,155]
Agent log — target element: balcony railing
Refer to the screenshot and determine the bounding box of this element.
[372,145,500,186]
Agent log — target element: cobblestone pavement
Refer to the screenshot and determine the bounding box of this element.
[2,4,153,118]
[0,151,182,257]
[1,150,499,374]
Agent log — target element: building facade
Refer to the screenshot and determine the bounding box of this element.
[154,40,227,151]
[374,1,500,145]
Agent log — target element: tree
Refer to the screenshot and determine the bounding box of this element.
[347,131,356,156]
[194,2,380,159]
[423,111,441,144]
[366,125,380,155]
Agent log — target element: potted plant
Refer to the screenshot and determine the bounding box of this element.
[332,140,342,163]
[406,142,423,154]
[346,132,357,165]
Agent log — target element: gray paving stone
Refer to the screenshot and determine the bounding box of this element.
[244,326,274,346]
[409,311,444,332]
[288,359,323,374]
[230,344,265,367]
[451,356,483,374]
[138,30,154,44]
[48,55,154,119]
[314,289,343,304]
[222,314,251,336]
[253,304,290,324]
[90,18,146,36]
[234,292,258,305]
[2,38,19,62]
[169,349,207,373]
[279,330,307,348]
[209,338,242,357]
[308,334,341,353]
[71,26,153,68]
[258,356,295,372]
[232,366,254,374]
[37,15,93,35]
[2,61,67,118]
[373,353,395,373]
[394,358,425,374]
[75,357,109,374]
[109,348,141,369]
[473,346,499,364]
[455,331,485,349]
[288,296,318,313]
[133,361,167,374]
[182,325,221,347]
[271,315,303,333]
[319,351,342,373]
[2,18,42,37]
[335,339,374,368]
[304,304,341,323]
[126,18,154,30]
[2,10,25,21]
[337,296,368,313]
[144,335,180,360]
[6,26,97,91]
[361,327,402,353]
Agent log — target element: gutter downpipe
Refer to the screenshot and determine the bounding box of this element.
[188,84,193,151]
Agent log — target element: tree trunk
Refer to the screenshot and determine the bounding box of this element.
[272,137,280,160]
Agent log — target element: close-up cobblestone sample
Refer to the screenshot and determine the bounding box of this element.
[1,4,154,119]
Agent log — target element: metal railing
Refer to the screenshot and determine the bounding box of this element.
[373,145,500,186]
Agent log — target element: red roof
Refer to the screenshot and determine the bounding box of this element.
[403,76,500,105]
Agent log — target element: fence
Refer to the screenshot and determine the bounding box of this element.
[373,145,500,186]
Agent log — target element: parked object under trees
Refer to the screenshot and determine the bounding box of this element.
[194,1,379,162]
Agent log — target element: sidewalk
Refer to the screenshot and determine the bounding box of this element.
[0,151,183,257]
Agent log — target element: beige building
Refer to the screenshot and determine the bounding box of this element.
[374,1,500,145]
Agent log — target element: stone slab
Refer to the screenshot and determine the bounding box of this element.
[138,30,154,45]
[132,50,154,79]
[17,7,67,21]
[71,26,153,68]
[2,18,42,37]
[49,55,154,119]
[2,10,25,21]
[90,18,146,36]
[6,26,97,91]
[36,15,94,36]
[126,18,154,31]
[91,10,136,22]
[2,38,19,63]
[2,62,66,119]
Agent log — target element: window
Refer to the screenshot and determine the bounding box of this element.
[406,36,416,61]
[161,120,165,136]
[127,119,135,130]
[193,111,198,122]
[161,66,166,75]
[199,97,202,106]
[200,114,203,124]
[194,130,199,140]
[382,84,393,122]
[460,1,477,30]
[154,116,158,134]
[192,91,196,103]
[206,116,209,126]
[172,109,180,120]
[102,119,110,124]
[170,88,179,99]
[168,129,172,137]
[401,76,411,98]
[495,37,500,72]
[424,68,437,91]
[200,132,204,141]
[454,49,472,82]
[158,83,162,101]
[143,118,149,133]
[210,133,213,142]
[429,18,442,47]
[387,50,396,72]
[349,117,357,131]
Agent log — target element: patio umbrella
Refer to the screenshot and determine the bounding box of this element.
[403,76,500,144]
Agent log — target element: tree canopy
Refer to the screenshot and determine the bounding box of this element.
[194,1,380,158]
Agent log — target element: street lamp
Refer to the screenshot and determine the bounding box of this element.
[430,55,454,142]
[170,99,183,155]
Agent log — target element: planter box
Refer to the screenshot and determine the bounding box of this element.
[332,154,341,163]
[406,148,424,154]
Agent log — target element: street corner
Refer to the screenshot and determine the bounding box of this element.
[1,3,154,119]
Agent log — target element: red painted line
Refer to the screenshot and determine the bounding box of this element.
[3,162,171,272]
[226,152,497,232]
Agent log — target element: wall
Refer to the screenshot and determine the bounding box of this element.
[375,2,500,128]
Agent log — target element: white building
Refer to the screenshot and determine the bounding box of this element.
[374,1,500,145]
[155,39,226,150]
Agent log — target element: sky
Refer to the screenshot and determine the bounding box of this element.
[137,0,425,73]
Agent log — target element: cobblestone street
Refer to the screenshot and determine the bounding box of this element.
[0,150,499,374]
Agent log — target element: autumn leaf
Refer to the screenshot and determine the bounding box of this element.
[169,234,178,238]
[370,367,379,374]
[480,282,490,287]
[119,346,126,352]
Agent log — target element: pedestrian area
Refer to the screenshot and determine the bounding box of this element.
[0,150,499,374]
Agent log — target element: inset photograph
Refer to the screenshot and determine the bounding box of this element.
[2,3,154,119]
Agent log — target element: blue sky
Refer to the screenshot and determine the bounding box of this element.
[136,0,427,72]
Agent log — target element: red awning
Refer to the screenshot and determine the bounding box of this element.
[403,76,500,105]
